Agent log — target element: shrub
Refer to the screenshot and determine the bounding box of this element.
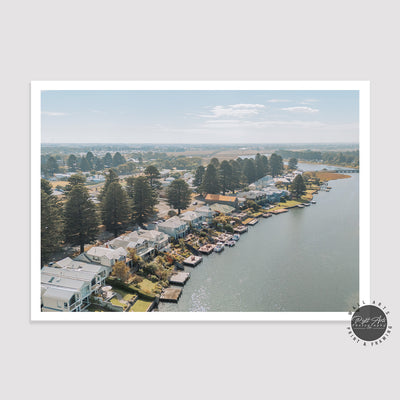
[132,275,144,284]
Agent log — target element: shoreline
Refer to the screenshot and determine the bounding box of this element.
[157,174,353,311]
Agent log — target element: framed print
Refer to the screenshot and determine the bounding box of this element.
[31,81,369,321]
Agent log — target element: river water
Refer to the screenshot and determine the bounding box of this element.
[158,163,359,312]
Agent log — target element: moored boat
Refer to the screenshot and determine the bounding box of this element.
[214,242,224,253]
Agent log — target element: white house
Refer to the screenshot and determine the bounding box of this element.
[75,246,127,268]
[195,206,215,222]
[41,286,82,312]
[42,266,99,292]
[157,216,189,239]
[106,234,154,260]
[55,257,111,280]
[41,274,91,311]
[179,210,203,228]
[134,229,169,251]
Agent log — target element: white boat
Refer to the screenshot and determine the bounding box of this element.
[214,242,225,253]
[225,240,235,247]
[311,200,316,204]
[232,234,240,241]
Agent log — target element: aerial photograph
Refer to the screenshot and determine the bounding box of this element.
[38,88,360,313]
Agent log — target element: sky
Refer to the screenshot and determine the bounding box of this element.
[41,90,359,144]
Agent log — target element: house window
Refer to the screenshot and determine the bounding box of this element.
[64,302,68,309]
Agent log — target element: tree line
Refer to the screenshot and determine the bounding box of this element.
[276,149,359,167]
[41,151,127,176]
[41,165,192,266]
[193,153,285,195]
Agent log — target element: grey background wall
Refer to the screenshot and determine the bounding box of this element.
[0,1,397,398]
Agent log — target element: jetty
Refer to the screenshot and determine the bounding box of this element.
[262,213,272,218]
[160,287,182,303]
[234,225,248,234]
[270,208,288,215]
[183,255,203,266]
[169,271,190,285]
[199,244,215,254]
[247,218,259,226]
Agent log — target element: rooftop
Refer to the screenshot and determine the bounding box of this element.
[86,246,127,259]
[158,216,188,229]
[205,194,237,203]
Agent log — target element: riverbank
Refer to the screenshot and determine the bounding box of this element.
[158,172,359,312]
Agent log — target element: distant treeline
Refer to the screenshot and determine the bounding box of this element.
[276,150,359,167]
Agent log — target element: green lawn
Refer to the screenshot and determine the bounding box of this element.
[138,279,158,294]
[130,299,152,312]
[113,288,137,302]
[110,296,127,310]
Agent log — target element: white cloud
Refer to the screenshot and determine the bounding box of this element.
[267,99,290,103]
[42,111,69,116]
[199,104,265,119]
[203,118,325,129]
[281,106,319,113]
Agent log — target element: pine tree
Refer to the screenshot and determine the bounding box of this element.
[112,152,126,167]
[243,158,256,184]
[144,165,161,188]
[193,165,205,188]
[64,174,86,194]
[103,152,113,167]
[41,189,63,266]
[288,157,298,170]
[291,174,306,199]
[210,158,220,168]
[79,156,91,172]
[229,160,242,193]
[270,153,284,177]
[101,181,130,236]
[86,151,94,168]
[219,160,233,195]
[131,176,157,226]
[67,154,78,172]
[255,153,266,180]
[201,164,220,194]
[94,156,104,171]
[98,169,119,202]
[167,179,191,215]
[41,178,53,195]
[64,183,99,253]
[45,156,59,175]
[261,155,269,175]
[125,176,136,199]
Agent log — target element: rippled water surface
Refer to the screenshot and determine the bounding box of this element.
[159,165,359,312]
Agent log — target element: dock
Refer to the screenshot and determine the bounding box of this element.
[270,208,288,215]
[169,271,190,285]
[247,218,259,226]
[183,255,203,266]
[262,213,272,218]
[234,225,248,234]
[199,244,215,254]
[160,287,182,303]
